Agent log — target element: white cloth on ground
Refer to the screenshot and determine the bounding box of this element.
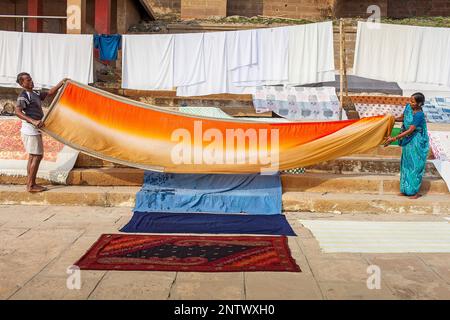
[173,33,205,86]
[300,220,450,253]
[428,131,450,191]
[20,32,93,88]
[122,34,174,90]
[353,22,450,87]
[0,31,22,87]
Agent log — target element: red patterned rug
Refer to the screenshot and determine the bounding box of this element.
[0,117,79,184]
[75,234,300,272]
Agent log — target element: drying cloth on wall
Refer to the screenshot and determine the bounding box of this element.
[178,106,291,122]
[0,31,21,87]
[429,131,450,191]
[355,104,405,118]
[173,33,205,86]
[0,117,79,184]
[423,97,450,123]
[122,34,174,90]
[300,220,450,253]
[253,86,346,121]
[179,106,233,119]
[0,31,93,88]
[304,75,402,95]
[94,34,121,61]
[43,80,394,174]
[354,22,450,87]
[121,212,296,235]
[287,22,335,85]
[400,82,450,98]
[134,171,282,215]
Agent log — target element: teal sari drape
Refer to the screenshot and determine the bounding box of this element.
[399,104,429,196]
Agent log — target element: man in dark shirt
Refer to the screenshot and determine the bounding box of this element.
[14,72,66,193]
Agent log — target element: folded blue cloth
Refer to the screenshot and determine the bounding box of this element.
[94,34,121,61]
[133,172,282,215]
[121,212,296,236]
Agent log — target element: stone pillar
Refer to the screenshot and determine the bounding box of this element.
[67,0,87,34]
[181,0,227,19]
[95,0,111,34]
[28,0,43,32]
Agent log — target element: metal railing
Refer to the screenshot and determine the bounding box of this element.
[0,15,67,32]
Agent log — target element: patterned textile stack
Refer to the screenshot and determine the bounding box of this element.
[0,117,79,184]
[352,96,409,119]
[252,86,345,121]
[423,97,450,123]
[428,131,450,191]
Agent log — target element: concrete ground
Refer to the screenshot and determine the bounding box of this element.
[0,205,449,300]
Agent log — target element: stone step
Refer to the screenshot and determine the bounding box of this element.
[1,169,448,195]
[306,157,439,177]
[0,185,448,215]
[282,192,450,215]
[73,146,406,168]
[281,173,448,195]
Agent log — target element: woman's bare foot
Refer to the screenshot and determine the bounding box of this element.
[398,193,406,196]
[408,194,421,199]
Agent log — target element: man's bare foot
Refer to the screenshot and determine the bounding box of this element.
[27,185,47,193]
[408,194,421,199]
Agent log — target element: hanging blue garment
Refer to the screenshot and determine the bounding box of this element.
[94,34,122,61]
[399,104,429,196]
[120,212,296,236]
[133,172,282,215]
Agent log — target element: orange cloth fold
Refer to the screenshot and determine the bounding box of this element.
[43,80,394,173]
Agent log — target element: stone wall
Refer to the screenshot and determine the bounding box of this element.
[227,0,263,17]
[180,0,227,19]
[335,0,388,18]
[387,0,450,18]
[146,0,181,14]
[262,0,335,19]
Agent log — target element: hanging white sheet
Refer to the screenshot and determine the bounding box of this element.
[0,31,22,87]
[0,31,93,88]
[353,22,450,87]
[230,27,289,87]
[21,32,93,88]
[122,34,174,90]
[287,22,336,85]
[176,32,228,96]
[173,33,205,86]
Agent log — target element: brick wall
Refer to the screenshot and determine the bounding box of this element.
[227,0,263,17]
[262,0,336,19]
[147,0,181,14]
[181,0,227,19]
[388,0,450,18]
[335,0,388,18]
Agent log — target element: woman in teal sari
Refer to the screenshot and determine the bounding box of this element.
[385,93,429,199]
